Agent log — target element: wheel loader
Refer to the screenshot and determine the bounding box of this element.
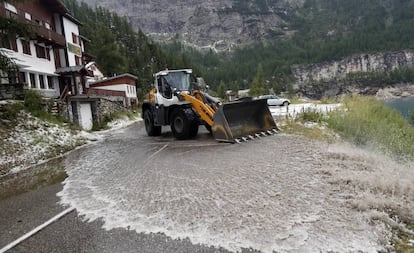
[141,69,277,143]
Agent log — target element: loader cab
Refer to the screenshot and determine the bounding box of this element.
[156,69,192,99]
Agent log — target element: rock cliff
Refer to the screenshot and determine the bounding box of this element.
[80,0,304,51]
[292,50,414,85]
[292,50,414,99]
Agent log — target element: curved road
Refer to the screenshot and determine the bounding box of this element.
[0,122,389,253]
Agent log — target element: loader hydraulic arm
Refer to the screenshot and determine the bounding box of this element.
[179,91,216,127]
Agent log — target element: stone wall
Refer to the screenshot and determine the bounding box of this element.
[0,83,24,100]
[58,98,127,129]
[97,98,127,121]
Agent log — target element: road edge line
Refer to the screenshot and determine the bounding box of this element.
[0,207,75,253]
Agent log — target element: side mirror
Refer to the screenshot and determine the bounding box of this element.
[173,88,179,96]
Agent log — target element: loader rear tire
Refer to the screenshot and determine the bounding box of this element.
[144,110,161,136]
[170,108,197,140]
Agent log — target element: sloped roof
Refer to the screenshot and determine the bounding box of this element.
[89,74,138,87]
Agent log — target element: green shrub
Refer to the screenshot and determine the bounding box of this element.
[22,90,63,124]
[0,102,24,121]
[24,89,45,117]
[326,95,414,160]
[319,96,338,104]
[92,114,113,131]
[298,109,324,123]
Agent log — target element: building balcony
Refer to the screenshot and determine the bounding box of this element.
[0,5,66,47]
[33,25,66,47]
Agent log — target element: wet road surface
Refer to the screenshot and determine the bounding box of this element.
[0,122,389,252]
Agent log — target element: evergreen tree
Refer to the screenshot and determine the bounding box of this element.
[230,81,239,93]
[92,25,127,76]
[217,81,227,99]
[249,64,267,96]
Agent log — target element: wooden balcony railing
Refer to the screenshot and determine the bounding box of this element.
[0,5,66,47]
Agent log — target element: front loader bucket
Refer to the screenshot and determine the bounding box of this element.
[212,99,277,143]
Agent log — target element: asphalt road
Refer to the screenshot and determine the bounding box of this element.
[0,123,255,253]
[0,122,388,253]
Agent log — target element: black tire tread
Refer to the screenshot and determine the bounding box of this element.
[144,109,161,136]
[170,108,199,140]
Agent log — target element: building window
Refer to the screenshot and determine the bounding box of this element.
[19,72,27,86]
[24,12,31,20]
[47,76,54,89]
[11,39,17,52]
[39,74,45,89]
[72,33,79,45]
[0,35,17,51]
[35,44,49,60]
[4,3,17,19]
[4,2,17,14]
[54,48,61,68]
[22,40,31,55]
[46,48,50,60]
[35,44,45,58]
[75,55,81,65]
[35,19,42,26]
[29,73,36,88]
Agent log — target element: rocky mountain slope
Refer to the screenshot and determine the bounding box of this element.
[293,50,414,86]
[72,0,414,97]
[78,0,304,51]
[292,50,414,99]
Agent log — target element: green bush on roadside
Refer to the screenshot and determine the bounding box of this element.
[319,96,338,104]
[0,102,24,121]
[325,95,414,160]
[23,90,63,124]
[298,109,324,123]
[92,114,113,131]
[24,89,44,115]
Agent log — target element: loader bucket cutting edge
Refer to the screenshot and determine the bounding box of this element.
[212,99,277,143]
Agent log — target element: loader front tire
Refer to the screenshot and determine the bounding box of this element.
[144,109,161,136]
[205,124,212,134]
[170,108,197,140]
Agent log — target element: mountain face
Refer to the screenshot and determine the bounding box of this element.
[79,0,305,51]
[293,50,414,99]
[293,51,414,86]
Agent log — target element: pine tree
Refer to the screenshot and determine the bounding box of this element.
[217,81,227,99]
[249,64,267,96]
